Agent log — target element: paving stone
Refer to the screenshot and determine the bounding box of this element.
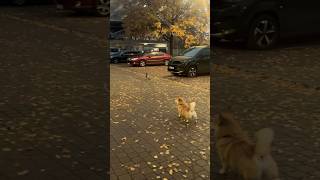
[110,64,210,179]
[212,44,320,179]
[0,6,107,180]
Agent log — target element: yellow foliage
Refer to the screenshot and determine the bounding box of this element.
[122,0,209,46]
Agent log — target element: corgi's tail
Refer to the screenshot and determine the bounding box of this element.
[255,128,274,156]
[189,102,196,112]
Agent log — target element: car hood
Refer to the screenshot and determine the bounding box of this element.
[111,52,121,56]
[171,56,192,62]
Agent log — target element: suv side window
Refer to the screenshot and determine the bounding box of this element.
[198,48,210,59]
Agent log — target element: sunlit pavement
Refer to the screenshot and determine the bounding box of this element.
[0,5,107,180]
[111,63,210,91]
[212,43,320,179]
[110,64,210,179]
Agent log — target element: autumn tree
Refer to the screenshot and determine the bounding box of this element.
[121,0,209,55]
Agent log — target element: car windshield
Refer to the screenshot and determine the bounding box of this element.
[144,52,157,56]
[110,48,119,52]
[182,47,203,57]
[125,51,139,54]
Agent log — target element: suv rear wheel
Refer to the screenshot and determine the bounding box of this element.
[247,14,279,49]
[187,66,197,77]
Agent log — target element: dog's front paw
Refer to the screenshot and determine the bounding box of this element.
[219,168,226,174]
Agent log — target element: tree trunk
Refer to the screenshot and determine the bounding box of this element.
[169,34,174,55]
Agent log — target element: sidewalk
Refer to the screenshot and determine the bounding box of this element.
[110,65,210,180]
[211,69,320,180]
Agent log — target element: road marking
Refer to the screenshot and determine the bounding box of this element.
[0,13,106,45]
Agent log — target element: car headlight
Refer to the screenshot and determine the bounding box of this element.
[131,58,138,61]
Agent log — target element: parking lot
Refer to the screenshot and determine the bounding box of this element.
[3,2,320,180]
[0,5,107,180]
[110,63,210,179]
[212,41,320,179]
[111,63,210,90]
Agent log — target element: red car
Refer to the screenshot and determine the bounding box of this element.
[55,0,109,16]
[128,52,172,67]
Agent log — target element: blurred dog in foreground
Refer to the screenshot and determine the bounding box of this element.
[175,97,198,123]
[214,111,280,180]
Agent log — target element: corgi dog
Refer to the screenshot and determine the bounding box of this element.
[175,97,198,123]
[214,111,280,180]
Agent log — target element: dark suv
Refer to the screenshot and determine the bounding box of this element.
[168,46,210,77]
[213,0,320,49]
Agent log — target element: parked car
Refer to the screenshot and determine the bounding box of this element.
[111,51,143,64]
[55,0,109,16]
[168,46,210,77]
[3,0,52,5]
[110,47,121,56]
[128,52,172,67]
[213,0,320,49]
[9,0,30,5]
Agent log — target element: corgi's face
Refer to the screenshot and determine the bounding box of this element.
[175,97,184,105]
[215,112,239,137]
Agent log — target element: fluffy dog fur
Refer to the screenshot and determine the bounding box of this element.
[175,97,198,123]
[214,112,280,180]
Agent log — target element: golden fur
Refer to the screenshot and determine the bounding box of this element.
[175,97,198,123]
[214,112,280,180]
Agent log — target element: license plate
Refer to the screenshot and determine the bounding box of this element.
[168,66,174,70]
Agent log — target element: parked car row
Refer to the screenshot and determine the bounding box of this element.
[110,46,211,77]
[111,50,143,63]
[1,0,53,5]
[4,0,109,16]
[213,0,320,49]
[55,0,109,16]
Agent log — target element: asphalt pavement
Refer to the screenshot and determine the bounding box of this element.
[1,3,320,180]
[0,5,108,180]
[212,42,320,179]
[110,64,210,180]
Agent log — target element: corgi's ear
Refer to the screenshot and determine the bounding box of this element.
[215,114,222,126]
[217,112,233,126]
